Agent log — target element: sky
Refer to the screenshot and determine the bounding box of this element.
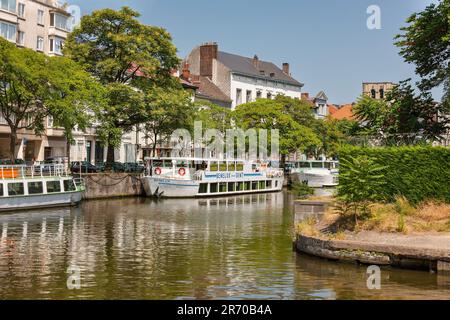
[67,0,443,105]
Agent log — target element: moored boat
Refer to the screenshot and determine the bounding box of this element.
[287,160,339,188]
[142,158,284,198]
[0,164,85,212]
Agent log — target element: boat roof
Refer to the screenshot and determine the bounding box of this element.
[145,157,276,162]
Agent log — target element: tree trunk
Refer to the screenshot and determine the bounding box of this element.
[9,128,17,164]
[106,144,115,163]
[66,138,71,168]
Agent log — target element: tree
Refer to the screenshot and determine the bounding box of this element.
[395,0,450,107]
[142,87,195,157]
[64,7,180,161]
[308,117,350,159]
[354,80,449,142]
[234,99,320,162]
[0,38,101,162]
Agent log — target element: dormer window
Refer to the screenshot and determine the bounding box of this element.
[259,70,265,76]
[270,72,275,78]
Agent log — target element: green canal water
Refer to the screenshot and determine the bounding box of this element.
[0,191,449,300]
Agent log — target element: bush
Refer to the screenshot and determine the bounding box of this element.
[291,182,315,199]
[338,146,450,204]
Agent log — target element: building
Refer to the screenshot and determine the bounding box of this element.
[329,103,356,121]
[185,43,304,110]
[301,91,329,119]
[0,0,74,162]
[363,82,395,100]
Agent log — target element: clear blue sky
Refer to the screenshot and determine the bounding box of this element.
[68,0,442,104]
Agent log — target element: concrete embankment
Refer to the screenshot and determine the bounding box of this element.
[80,173,144,200]
[293,200,450,274]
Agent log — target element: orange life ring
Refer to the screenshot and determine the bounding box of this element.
[154,167,162,175]
[178,168,186,176]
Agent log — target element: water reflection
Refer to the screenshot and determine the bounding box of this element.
[0,191,448,300]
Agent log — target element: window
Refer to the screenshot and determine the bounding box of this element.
[251,181,258,190]
[8,183,24,196]
[266,180,272,188]
[37,9,44,25]
[371,89,376,99]
[210,183,218,193]
[267,92,272,99]
[210,162,218,172]
[18,2,25,18]
[244,181,251,191]
[0,21,16,42]
[236,88,242,105]
[236,182,244,191]
[46,181,61,193]
[28,182,43,195]
[37,36,43,51]
[17,30,24,45]
[49,37,64,54]
[228,162,236,171]
[50,13,68,30]
[256,91,262,99]
[379,88,385,99]
[219,182,227,192]
[228,182,235,192]
[259,181,266,190]
[0,0,16,13]
[236,162,244,171]
[63,180,77,192]
[219,162,227,171]
[199,183,208,194]
[0,183,3,196]
[246,90,252,103]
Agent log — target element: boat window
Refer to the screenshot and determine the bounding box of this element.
[177,160,188,168]
[8,183,24,196]
[199,183,208,194]
[244,181,251,191]
[210,162,218,172]
[0,184,3,196]
[28,181,43,195]
[236,162,244,172]
[64,180,77,192]
[266,180,272,188]
[210,183,218,193]
[236,182,244,191]
[219,182,227,192]
[312,162,324,168]
[299,162,311,168]
[219,162,227,171]
[153,160,163,168]
[251,181,258,190]
[46,181,61,193]
[228,182,235,192]
[163,161,172,168]
[259,181,266,190]
[228,162,236,171]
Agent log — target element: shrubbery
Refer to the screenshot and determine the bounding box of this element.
[338,146,450,204]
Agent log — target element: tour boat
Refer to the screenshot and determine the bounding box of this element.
[0,164,85,212]
[287,160,339,188]
[142,158,284,198]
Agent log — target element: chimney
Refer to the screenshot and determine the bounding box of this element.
[301,93,310,101]
[181,62,191,80]
[253,55,259,69]
[200,42,218,78]
[282,63,290,75]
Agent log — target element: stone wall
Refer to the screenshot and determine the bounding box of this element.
[81,173,144,200]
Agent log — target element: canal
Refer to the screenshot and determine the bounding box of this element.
[0,191,449,300]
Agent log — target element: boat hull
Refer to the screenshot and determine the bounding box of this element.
[142,176,284,198]
[0,191,83,213]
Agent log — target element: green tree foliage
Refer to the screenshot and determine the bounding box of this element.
[195,100,233,133]
[143,87,195,157]
[0,38,102,162]
[234,98,320,160]
[354,80,449,142]
[395,0,450,107]
[337,155,388,223]
[64,7,180,162]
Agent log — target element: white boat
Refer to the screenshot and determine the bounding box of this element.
[287,160,339,188]
[0,164,85,212]
[142,158,284,198]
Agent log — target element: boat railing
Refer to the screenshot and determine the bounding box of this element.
[0,164,69,180]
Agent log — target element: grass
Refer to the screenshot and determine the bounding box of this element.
[326,197,450,234]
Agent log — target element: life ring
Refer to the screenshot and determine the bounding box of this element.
[178,168,186,176]
[154,167,162,175]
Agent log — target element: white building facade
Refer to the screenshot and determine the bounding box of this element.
[186,43,304,110]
